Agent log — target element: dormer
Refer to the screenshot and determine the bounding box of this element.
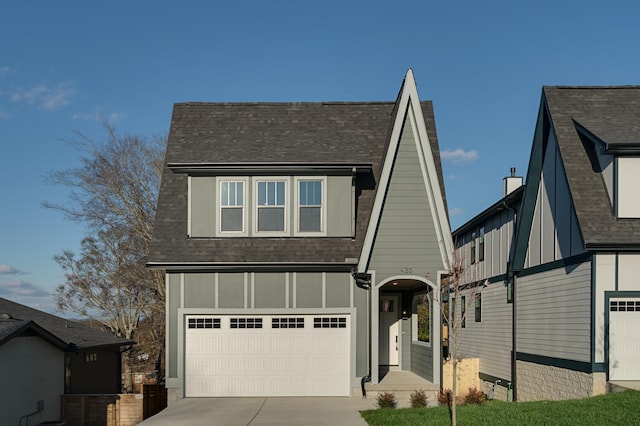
[574,121,640,218]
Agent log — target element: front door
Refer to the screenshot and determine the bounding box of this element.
[379,295,400,366]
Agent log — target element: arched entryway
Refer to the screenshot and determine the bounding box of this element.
[371,275,441,385]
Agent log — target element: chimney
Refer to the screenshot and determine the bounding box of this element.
[503,167,523,196]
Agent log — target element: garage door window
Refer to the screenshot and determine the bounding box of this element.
[314,317,346,328]
[188,317,221,329]
[610,300,640,311]
[272,317,304,328]
[230,318,263,328]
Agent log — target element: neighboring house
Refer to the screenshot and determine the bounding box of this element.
[148,70,453,402]
[453,86,640,402]
[0,297,132,425]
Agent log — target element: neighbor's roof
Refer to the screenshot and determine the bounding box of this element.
[149,99,445,266]
[0,297,133,350]
[544,86,640,248]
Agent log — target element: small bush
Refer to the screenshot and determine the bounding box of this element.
[437,388,453,406]
[410,389,428,408]
[376,391,397,409]
[464,387,488,405]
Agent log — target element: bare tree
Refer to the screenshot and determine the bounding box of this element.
[45,123,166,391]
[439,247,480,426]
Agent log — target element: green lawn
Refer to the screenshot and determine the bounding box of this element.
[360,390,640,426]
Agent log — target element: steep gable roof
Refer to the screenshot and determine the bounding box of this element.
[513,86,640,268]
[0,298,132,350]
[149,72,447,267]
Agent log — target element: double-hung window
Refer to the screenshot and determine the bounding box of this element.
[296,178,325,234]
[219,180,246,234]
[256,179,287,233]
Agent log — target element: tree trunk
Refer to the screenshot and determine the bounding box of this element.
[451,339,457,426]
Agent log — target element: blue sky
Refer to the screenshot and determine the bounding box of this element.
[1,1,639,313]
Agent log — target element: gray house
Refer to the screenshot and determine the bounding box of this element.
[148,70,453,401]
[453,86,640,401]
[0,297,132,425]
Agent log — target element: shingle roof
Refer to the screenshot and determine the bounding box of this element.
[149,99,446,265]
[0,298,132,350]
[544,86,640,247]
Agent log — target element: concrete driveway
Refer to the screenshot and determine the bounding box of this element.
[138,397,378,426]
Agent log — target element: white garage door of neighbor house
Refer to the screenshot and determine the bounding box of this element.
[185,315,351,397]
[609,299,640,381]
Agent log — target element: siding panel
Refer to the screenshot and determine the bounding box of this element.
[517,261,591,362]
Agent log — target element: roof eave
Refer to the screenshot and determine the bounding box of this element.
[167,162,373,175]
[146,261,358,272]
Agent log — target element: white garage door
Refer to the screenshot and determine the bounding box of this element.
[609,299,640,381]
[185,315,351,397]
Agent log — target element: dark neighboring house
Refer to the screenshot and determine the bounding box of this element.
[0,297,133,425]
[453,85,640,402]
[148,70,454,402]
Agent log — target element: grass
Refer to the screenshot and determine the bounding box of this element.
[360,390,640,426]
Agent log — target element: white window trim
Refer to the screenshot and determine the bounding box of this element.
[216,177,249,237]
[253,177,289,236]
[294,176,327,236]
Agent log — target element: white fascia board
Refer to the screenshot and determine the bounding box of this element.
[357,69,453,272]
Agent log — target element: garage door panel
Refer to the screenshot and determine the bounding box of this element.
[609,299,640,381]
[185,315,350,396]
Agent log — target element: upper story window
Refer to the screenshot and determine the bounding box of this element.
[295,178,326,235]
[478,227,485,262]
[256,179,287,234]
[617,156,640,218]
[220,181,245,233]
[470,231,477,264]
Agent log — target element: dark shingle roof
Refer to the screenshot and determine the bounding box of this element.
[0,298,132,350]
[544,86,640,247]
[149,99,446,265]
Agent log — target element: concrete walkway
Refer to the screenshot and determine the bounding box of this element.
[138,397,378,426]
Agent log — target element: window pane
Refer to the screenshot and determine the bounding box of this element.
[222,182,229,206]
[276,181,285,205]
[236,182,243,205]
[268,182,276,205]
[312,181,321,205]
[258,182,266,206]
[221,208,242,231]
[258,207,284,231]
[300,207,321,232]
[299,181,308,205]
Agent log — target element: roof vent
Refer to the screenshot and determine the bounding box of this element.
[503,167,523,196]
[0,313,12,319]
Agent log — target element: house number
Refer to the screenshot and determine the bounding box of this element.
[400,267,413,274]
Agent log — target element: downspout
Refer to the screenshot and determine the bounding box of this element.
[503,200,518,401]
[353,272,372,397]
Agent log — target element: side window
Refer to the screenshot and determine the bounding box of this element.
[220,181,244,233]
[256,180,287,233]
[296,179,325,234]
[475,293,482,322]
[470,232,477,264]
[478,227,485,262]
[461,295,466,328]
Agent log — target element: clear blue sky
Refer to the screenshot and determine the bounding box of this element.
[1,1,638,313]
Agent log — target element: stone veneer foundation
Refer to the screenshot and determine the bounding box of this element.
[516,360,606,402]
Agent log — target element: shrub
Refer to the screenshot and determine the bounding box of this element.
[464,387,488,405]
[410,389,428,408]
[376,392,397,409]
[437,388,453,406]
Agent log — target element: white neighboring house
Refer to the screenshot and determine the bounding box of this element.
[453,86,640,401]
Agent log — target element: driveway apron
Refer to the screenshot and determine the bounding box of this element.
[138,397,377,426]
